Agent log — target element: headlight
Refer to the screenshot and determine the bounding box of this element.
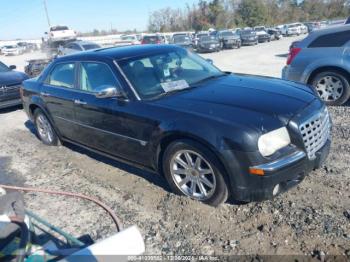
[258,127,291,157]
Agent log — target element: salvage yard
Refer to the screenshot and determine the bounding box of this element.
[1,35,350,257]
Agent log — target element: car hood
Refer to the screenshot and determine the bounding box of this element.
[0,71,28,86]
[153,74,316,132]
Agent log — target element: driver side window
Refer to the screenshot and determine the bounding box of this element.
[79,62,119,93]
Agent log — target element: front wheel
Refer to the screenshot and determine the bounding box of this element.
[311,70,350,106]
[34,109,60,146]
[163,140,229,206]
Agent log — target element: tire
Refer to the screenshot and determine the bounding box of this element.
[162,139,229,206]
[311,70,350,106]
[34,109,60,146]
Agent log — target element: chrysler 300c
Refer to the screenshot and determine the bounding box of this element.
[22,45,331,206]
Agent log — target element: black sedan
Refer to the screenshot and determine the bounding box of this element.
[0,61,28,109]
[196,35,220,53]
[239,30,258,45]
[22,45,331,206]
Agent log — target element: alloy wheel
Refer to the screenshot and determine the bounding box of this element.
[36,114,54,144]
[316,75,344,102]
[170,150,216,201]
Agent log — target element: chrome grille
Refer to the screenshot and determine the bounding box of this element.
[299,107,331,159]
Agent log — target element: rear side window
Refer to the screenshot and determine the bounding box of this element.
[48,63,76,88]
[309,31,350,48]
[80,62,119,92]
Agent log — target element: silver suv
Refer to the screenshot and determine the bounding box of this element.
[282,25,350,105]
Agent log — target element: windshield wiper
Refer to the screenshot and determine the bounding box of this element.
[191,73,227,87]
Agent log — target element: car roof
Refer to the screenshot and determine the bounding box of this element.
[56,44,182,62]
[298,24,350,47]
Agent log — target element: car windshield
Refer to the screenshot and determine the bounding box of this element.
[241,30,255,35]
[288,24,298,28]
[82,44,101,50]
[173,36,190,43]
[0,62,10,72]
[143,36,159,43]
[119,49,224,99]
[4,45,16,49]
[200,36,216,41]
[255,27,265,31]
[221,31,233,36]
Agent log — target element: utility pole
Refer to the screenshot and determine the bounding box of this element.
[43,0,51,28]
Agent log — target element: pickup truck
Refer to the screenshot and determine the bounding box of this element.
[46,26,77,43]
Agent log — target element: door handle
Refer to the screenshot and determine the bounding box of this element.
[74,99,87,105]
[40,92,51,97]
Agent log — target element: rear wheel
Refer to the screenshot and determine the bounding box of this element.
[34,109,60,146]
[162,140,229,206]
[311,70,350,106]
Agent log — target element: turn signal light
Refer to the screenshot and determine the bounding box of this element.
[249,168,265,176]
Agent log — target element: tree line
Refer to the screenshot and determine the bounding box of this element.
[148,0,350,32]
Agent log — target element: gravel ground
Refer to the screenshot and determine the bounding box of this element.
[0,35,349,258]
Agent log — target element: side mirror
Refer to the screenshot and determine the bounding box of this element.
[9,65,16,70]
[44,32,48,35]
[206,59,214,65]
[95,86,125,99]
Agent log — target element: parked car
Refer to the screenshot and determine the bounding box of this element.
[282,25,350,106]
[121,35,141,45]
[1,45,22,56]
[0,61,28,109]
[24,58,52,78]
[141,35,163,45]
[17,42,29,53]
[239,29,258,45]
[172,35,193,50]
[196,35,220,52]
[267,28,282,40]
[294,23,308,34]
[216,30,241,49]
[282,23,301,36]
[254,26,271,43]
[304,22,321,33]
[22,45,331,206]
[58,41,101,56]
[193,32,209,47]
[46,25,77,43]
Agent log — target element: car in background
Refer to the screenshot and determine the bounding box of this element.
[0,61,28,109]
[58,41,101,56]
[17,42,29,53]
[46,25,77,43]
[1,45,22,56]
[267,28,282,40]
[141,35,164,45]
[282,24,301,36]
[25,58,52,78]
[193,32,209,47]
[254,26,271,43]
[121,35,141,45]
[21,45,331,206]
[217,30,241,49]
[294,23,308,34]
[196,35,220,52]
[282,25,350,106]
[304,22,321,33]
[239,29,258,45]
[172,35,193,50]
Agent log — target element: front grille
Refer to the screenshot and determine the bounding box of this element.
[2,83,21,91]
[299,107,331,159]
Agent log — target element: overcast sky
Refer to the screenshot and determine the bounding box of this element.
[0,0,197,40]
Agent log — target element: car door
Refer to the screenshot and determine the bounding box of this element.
[73,61,155,165]
[41,62,79,140]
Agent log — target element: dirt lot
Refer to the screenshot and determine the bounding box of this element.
[1,35,350,258]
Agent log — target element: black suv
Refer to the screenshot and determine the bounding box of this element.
[0,61,28,109]
[22,45,331,206]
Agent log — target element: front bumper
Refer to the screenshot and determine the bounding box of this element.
[230,140,330,202]
[241,39,257,45]
[0,98,22,109]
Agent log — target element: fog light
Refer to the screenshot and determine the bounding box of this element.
[272,184,280,196]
